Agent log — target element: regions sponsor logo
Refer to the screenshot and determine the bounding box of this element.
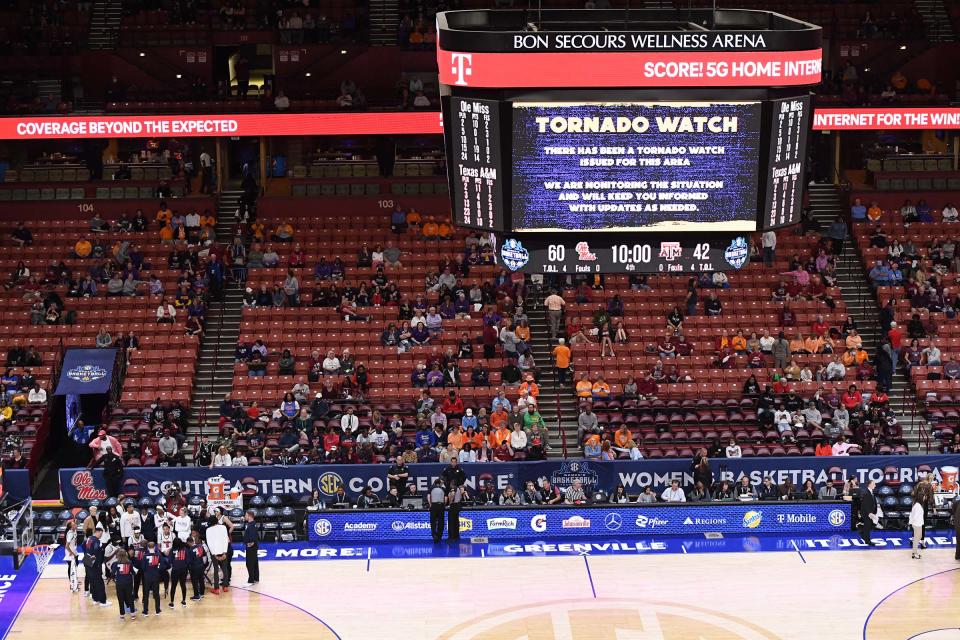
[317,472,344,497]
[530,514,547,533]
[67,364,108,383]
[634,514,669,529]
[562,515,591,529]
[828,509,847,527]
[550,461,599,492]
[742,510,763,529]
[313,518,332,538]
[71,470,107,501]
[604,513,623,531]
[724,236,749,270]
[500,238,529,271]
[486,517,517,531]
[682,516,727,526]
[392,521,431,532]
[459,517,474,532]
[343,522,378,532]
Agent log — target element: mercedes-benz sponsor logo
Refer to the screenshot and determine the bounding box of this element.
[604,513,623,531]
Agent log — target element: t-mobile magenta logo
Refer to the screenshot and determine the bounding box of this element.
[450,53,473,86]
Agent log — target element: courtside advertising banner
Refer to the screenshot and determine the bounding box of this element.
[59,455,960,506]
[307,502,851,542]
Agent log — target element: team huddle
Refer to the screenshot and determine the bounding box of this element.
[62,488,257,620]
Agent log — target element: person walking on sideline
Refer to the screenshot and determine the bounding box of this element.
[428,479,447,543]
[910,486,929,559]
[243,510,260,585]
[858,480,878,546]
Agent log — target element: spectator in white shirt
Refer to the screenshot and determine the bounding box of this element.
[942,202,958,223]
[322,349,341,374]
[825,356,846,381]
[185,211,201,228]
[661,480,687,502]
[832,435,853,456]
[157,298,176,323]
[340,406,359,433]
[211,446,232,468]
[761,230,777,266]
[27,385,47,404]
[725,439,742,458]
[234,451,248,466]
[274,90,290,111]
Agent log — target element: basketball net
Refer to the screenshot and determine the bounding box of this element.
[27,544,56,574]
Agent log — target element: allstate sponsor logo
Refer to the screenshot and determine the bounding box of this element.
[486,517,517,531]
[604,513,623,531]
[530,514,547,532]
[343,522,377,532]
[828,509,847,527]
[742,510,763,529]
[67,364,108,383]
[313,518,332,537]
[634,514,668,529]
[392,521,431,532]
[562,515,591,529]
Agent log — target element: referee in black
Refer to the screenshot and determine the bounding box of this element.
[448,482,466,542]
[243,510,260,585]
[428,479,447,543]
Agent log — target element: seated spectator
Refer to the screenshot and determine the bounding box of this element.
[850,198,867,221]
[661,480,686,503]
[942,202,959,223]
[591,375,610,400]
[156,298,176,323]
[272,222,294,243]
[27,384,46,404]
[704,293,722,316]
[11,223,33,248]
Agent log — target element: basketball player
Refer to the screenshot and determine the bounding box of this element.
[64,520,79,592]
[139,540,163,616]
[205,515,231,594]
[112,549,136,620]
[187,531,207,601]
[126,526,147,599]
[157,522,175,597]
[168,538,190,608]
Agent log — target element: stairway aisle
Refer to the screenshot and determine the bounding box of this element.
[525,291,576,458]
[187,191,245,440]
[88,0,122,50]
[807,183,925,451]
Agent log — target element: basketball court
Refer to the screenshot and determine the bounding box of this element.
[3,531,959,640]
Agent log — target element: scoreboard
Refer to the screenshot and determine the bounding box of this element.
[438,8,821,272]
[450,97,504,232]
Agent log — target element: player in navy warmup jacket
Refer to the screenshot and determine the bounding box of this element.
[168,538,190,608]
[188,531,207,600]
[83,529,108,606]
[112,549,136,619]
[139,540,165,616]
[126,526,147,599]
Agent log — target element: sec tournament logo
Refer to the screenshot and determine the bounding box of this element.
[724,236,749,270]
[67,364,108,384]
[828,509,846,527]
[317,472,344,497]
[313,518,332,537]
[500,238,529,271]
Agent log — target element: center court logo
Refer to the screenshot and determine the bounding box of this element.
[530,514,547,532]
[486,517,517,531]
[604,513,623,531]
[828,509,846,527]
[436,599,782,640]
[313,519,332,537]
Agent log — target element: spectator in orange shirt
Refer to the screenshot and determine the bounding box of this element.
[406,209,422,230]
[437,219,452,239]
[519,373,539,398]
[575,372,592,398]
[251,222,265,242]
[866,202,882,223]
[490,406,508,431]
[422,217,439,239]
[272,221,294,243]
[200,210,217,227]
[731,330,747,353]
[815,438,833,456]
[591,374,611,399]
[552,338,572,385]
[156,202,172,226]
[74,238,92,258]
[159,223,174,244]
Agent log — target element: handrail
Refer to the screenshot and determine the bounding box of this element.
[556,386,567,458]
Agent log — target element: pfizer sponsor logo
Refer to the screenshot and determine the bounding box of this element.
[313,518,332,537]
[634,514,668,529]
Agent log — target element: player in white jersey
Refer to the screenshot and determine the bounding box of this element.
[64,521,79,592]
[157,522,175,597]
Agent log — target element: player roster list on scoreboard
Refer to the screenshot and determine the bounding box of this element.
[511,101,762,233]
[763,95,811,229]
[450,97,504,232]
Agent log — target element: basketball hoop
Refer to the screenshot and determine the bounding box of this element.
[20,544,57,574]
